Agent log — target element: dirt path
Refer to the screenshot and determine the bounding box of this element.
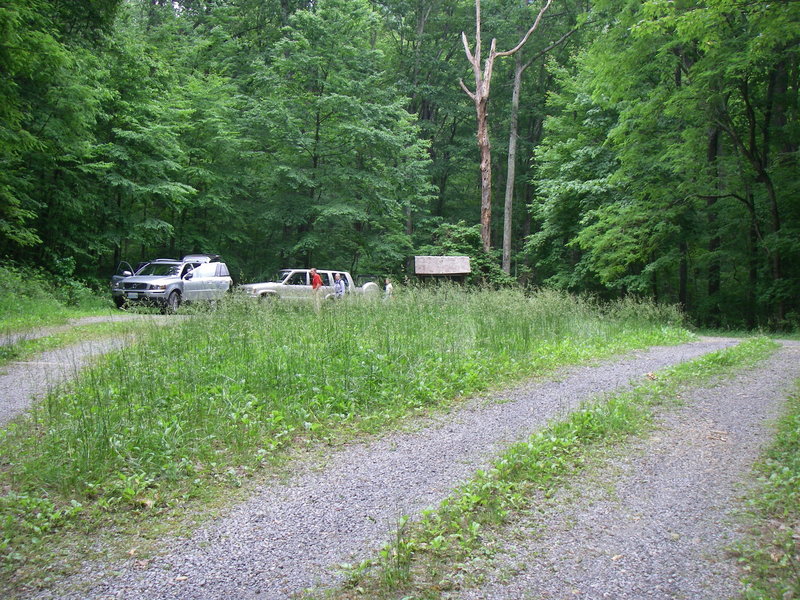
[27,336,786,600]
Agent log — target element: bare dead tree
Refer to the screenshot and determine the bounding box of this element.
[460,0,553,253]
[502,26,577,273]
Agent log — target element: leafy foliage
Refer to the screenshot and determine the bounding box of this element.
[529,0,800,327]
[0,0,797,328]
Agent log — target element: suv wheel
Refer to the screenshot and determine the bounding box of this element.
[165,290,181,314]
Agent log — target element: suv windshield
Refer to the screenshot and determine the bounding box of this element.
[137,263,181,277]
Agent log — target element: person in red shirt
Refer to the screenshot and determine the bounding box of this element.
[311,267,323,311]
[310,268,323,289]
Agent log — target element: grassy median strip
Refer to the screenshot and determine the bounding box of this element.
[318,337,779,599]
[0,288,691,593]
[0,321,145,368]
[732,381,800,600]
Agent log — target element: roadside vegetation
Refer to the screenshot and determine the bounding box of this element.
[316,337,779,599]
[0,286,690,592]
[0,321,148,368]
[734,382,800,600]
[0,266,112,333]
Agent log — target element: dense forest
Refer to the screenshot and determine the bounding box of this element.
[1,0,798,328]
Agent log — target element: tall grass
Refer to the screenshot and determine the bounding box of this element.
[0,265,111,333]
[0,287,689,571]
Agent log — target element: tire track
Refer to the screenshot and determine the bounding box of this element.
[453,341,800,600]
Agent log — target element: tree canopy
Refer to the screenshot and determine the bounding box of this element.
[1,0,798,328]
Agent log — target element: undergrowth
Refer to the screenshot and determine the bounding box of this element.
[0,265,112,333]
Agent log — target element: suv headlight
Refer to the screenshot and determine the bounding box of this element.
[149,284,167,290]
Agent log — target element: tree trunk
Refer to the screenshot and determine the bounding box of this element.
[476,92,493,251]
[460,0,552,254]
[706,127,721,325]
[747,207,758,329]
[502,53,525,273]
[678,239,688,311]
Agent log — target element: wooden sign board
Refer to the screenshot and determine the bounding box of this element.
[414,255,471,276]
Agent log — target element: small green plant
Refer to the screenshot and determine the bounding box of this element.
[337,337,778,598]
[0,494,83,562]
[733,383,800,600]
[378,515,415,588]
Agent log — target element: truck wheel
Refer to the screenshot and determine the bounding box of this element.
[165,291,181,314]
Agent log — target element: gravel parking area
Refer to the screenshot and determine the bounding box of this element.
[27,336,772,600]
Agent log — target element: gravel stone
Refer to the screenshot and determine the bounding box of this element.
[452,340,800,600]
[25,336,760,600]
[0,315,171,427]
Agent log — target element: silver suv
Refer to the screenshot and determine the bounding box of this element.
[112,254,232,312]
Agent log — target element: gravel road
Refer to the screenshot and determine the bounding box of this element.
[0,338,128,428]
[24,335,791,600]
[0,315,170,428]
[0,314,159,347]
[453,341,800,600]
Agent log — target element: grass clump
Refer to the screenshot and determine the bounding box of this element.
[0,321,140,367]
[0,265,112,333]
[331,337,778,599]
[0,286,689,588]
[734,382,800,600]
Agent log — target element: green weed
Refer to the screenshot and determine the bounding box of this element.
[0,287,691,587]
[335,337,778,599]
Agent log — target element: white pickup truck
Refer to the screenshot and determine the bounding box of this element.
[239,269,379,301]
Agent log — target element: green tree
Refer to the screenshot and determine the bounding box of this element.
[244,0,434,274]
[0,0,120,256]
[531,0,800,327]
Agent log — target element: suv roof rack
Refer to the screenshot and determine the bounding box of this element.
[182,254,221,263]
